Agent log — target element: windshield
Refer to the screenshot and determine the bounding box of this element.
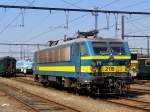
[109,42,125,53]
[93,42,125,55]
[93,42,108,54]
[131,53,137,60]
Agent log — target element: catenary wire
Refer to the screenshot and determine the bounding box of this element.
[0,0,19,24]
[22,0,121,43]
[22,13,89,43]
[0,0,36,35]
[20,0,82,43]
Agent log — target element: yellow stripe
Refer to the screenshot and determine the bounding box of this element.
[37,65,127,73]
[113,56,131,60]
[38,66,75,72]
[81,56,109,60]
[81,56,131,60]
[138,58,150,60]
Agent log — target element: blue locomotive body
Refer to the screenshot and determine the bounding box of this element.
[33,38,132,94]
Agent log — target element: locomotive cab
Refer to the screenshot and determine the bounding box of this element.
[80,38,131,94]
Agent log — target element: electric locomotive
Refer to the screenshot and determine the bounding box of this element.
[33,31,132,94]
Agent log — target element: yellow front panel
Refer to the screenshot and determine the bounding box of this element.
[101,66,126,72]
[81,66,127,73]
[38,66,75,72]
[81,66,92,73]
[81,56,131,60]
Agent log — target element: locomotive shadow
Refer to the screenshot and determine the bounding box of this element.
[94,91,145,100]
[49,84,145,100]
[63,87,145,100]
[41,81,146,100]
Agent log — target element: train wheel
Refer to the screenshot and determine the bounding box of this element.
[13,73,16,77]
[34,74,39,82]
[114,80,122,94]
[75,83,83,95]
[115,80,128,95]
[42,81,49,87]
[122,82,129,94]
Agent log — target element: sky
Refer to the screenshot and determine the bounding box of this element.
[0,0,150,59]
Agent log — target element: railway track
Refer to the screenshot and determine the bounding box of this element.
[0,82,79,112]
[130,88,150,94]
[134,80,150,87]
[14,76,40,86]
[16,73,34,78]
[134,80,150,84]
[106,97,150,111]
[11,77,150,112]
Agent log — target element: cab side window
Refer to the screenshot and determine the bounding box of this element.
[80,43,87,56]
[72,43,80,56]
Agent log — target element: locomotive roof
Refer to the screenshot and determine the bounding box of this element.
[37,37,124,52]
[58,37,124,44]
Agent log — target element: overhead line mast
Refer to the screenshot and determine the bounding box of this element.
[124,35,150,56]
[0,4,150,15]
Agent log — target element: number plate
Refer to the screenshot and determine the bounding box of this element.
[101,66,126,72]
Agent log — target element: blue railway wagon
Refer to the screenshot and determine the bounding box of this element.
[16,60,33,74]
[33,37,132,94]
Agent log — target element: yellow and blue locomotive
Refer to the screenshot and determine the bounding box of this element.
[33,33,132,94]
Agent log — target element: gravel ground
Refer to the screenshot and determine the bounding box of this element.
[129,94,150,103]
[145,82,150,85]
[0,78,144,112]
[131,84,150,90]
[0,91,35,112]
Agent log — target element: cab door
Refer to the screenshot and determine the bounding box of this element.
[72,43,81,77]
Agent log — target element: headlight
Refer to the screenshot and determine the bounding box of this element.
[125,66,129,71]
[91,61,98,73]
[91,61,97,67]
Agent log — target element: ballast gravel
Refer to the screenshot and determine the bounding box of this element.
[0,78,144,112]
[0,91,35,112]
